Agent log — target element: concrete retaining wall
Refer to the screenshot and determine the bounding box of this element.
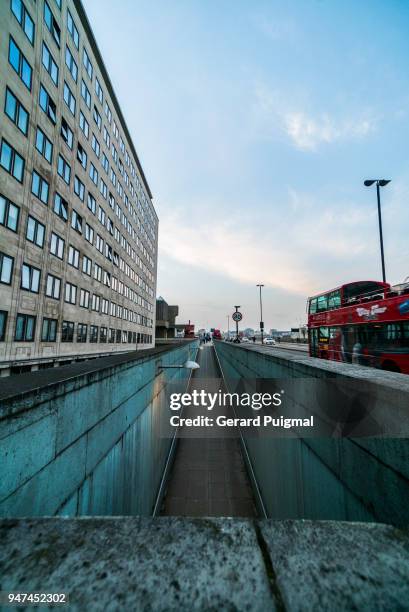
[214,341,409,527]
[0,342,198,517]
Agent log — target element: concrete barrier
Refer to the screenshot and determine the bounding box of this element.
[214,341,409,527]
[1,517,409,610]
[0,342,198,517]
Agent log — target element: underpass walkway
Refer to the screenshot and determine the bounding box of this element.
[160,344,257,517]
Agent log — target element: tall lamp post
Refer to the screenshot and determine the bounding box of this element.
[364,179,391,283]
[256,284,264,344]
[227,315,230,341]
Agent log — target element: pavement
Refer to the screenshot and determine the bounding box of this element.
[160,344,257,517]
[1,517,409,611]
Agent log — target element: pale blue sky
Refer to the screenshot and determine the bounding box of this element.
[83,0,409,330]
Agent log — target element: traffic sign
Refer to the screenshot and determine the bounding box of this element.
[232,311,242,322]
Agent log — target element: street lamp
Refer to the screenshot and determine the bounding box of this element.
[227,315,230,341]
[256,284,264,344]
[364,179,391,283]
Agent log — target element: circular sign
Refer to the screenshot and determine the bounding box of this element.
[232,311,243,322]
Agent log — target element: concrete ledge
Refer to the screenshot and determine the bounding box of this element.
[1,517,409,611]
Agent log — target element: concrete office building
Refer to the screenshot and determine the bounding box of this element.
[0,0,158,375]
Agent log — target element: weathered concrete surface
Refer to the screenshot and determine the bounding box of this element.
[1,518,409,612]
[0,342,197,517]
[214,341,409,527]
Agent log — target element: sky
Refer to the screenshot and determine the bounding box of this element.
[83,0,409,331]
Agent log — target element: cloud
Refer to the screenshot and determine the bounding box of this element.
[253,84,377,151]
[157,192,382,298]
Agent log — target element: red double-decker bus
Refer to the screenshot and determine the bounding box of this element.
[307,280,409,374]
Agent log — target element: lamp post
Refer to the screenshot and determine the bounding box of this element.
[227,315,230,341]
[256,284,264,344]
[364,179,391,283]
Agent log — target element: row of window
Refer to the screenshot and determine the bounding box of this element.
[0,246,153,317]
[0,310,153,344]
[8,3,157,240]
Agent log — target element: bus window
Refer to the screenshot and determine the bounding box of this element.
[319,327,329,341]
[328,290,341,309]
[403,323,409,346]
[317,294,328,312]
[309,298,317,314]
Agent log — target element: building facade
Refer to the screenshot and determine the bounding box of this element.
[0,0,158,374]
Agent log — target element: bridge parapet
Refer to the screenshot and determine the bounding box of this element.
[0,341,198,517]
[214,341,409,527]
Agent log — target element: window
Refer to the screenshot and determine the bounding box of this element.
[98,206,106,225]
[78,288,89,309]
[95,77,103,104]
[100,326,107,343]
[35,128,53,163]
[109,327,115,343]
[67,9,79,49]
[104,101,112,123]
[42,43,58,85]
[101,298,109,315]
[91,294,100,312]
[57,155,71,184]
[65,282,77,304]
[85,223,94,244]
[317,294,328,312]
[93,263,102,282]
[26,216,45,247]
[63,82,76,115]
[54,0,61,9]
[61,320,74,342]
[82,255,92,276]
[51,194,67,224]
[0,311,7,341]
[39,84,56,123]
[103,126,110,147]
[92,134,100,157]
[50,232,64,259]
[96,234,103,252]
[71,210,83,233]
[21,263,40,292]
[93,106,101,130]
[41,317,57,342]
[76,143,87,170]
[0,195,19,232]
[4,88,29,135]
[65,45,78,82]
[79,111,89,139]
[74,176,85,201]
[68,245,79,268]
[46,273,60,299]
[100,179,107,199]
[15,314,36,341]
[77,323,87,343]
[31,170,49,204]
[8,37,32,90]
[0,252,14,285]
[81,80,91,108]
[11,0,35,44]
[102,153,109,174]
[90,325,98,343]
[0,140,24,183]
[87,193,96,214]
[89,163,98,185]
[44,1,60,46]
[83,48,93,79]
[113,120,119,140]
[60,117,73,149]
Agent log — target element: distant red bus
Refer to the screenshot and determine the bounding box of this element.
[212,329,222,340]
[307,280,409,374]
